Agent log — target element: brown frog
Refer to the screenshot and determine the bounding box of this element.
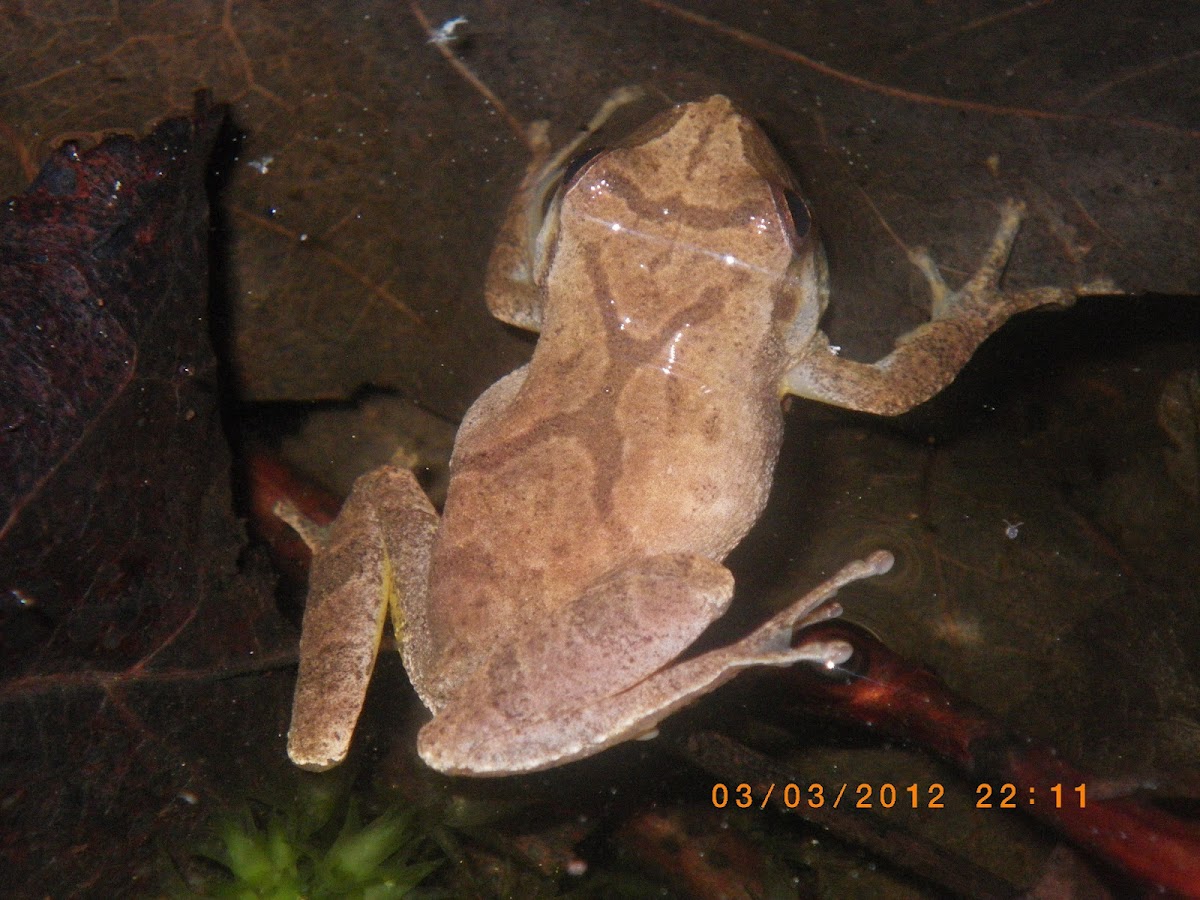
[282,94,1104,775]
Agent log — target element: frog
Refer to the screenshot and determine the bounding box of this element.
[281,93,1109,776]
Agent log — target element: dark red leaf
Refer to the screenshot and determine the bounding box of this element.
[0,95,227,672]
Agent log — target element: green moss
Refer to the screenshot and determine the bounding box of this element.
[181,781,440,899]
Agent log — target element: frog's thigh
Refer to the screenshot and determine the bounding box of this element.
[536,553,736,703]
[418,551,892,775]
[415,553,733,773]
[481,554,736,717]
[288,465,438,772]
[580,550,893,727]
[784,201,1098,416]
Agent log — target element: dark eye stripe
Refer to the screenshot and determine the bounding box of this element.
[562,147,606,187]
[780,186,812,241]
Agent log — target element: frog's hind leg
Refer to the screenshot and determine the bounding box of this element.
[416,552,737,774]
[281,465,438,772]
[418,550,893,776]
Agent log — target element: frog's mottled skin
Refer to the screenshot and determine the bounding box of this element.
[285,95,1103,776]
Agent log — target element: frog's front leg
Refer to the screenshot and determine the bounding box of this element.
[484,86,643,331]
[418,550,893,775]
[784,201,1116,416]
[283,465,439,772]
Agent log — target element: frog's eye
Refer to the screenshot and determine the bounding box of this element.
[777,186,813,243]
[542,147,607,221]
[561,147,605,187]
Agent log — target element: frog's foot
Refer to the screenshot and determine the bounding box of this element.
[915,199,1115,323]
[719,549,894,669]
[532,85,646,184]
[274,498,333,553]
[784,200,1118,416]
[287,465,439,772]
[508,86,647,250]
[417,550,893,776]
[486,86,645,331]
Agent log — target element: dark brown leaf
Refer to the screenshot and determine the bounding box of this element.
[0,95,227,671]
[0,98,295,899]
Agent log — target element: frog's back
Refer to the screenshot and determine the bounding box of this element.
[419,333,785,706]
[417,96,816,706]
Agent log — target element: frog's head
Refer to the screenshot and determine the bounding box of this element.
[546,95,827,356]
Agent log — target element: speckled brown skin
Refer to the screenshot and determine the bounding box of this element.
[783,199,1112,415]
[421,97,825,709]
[287,95,1105,776]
